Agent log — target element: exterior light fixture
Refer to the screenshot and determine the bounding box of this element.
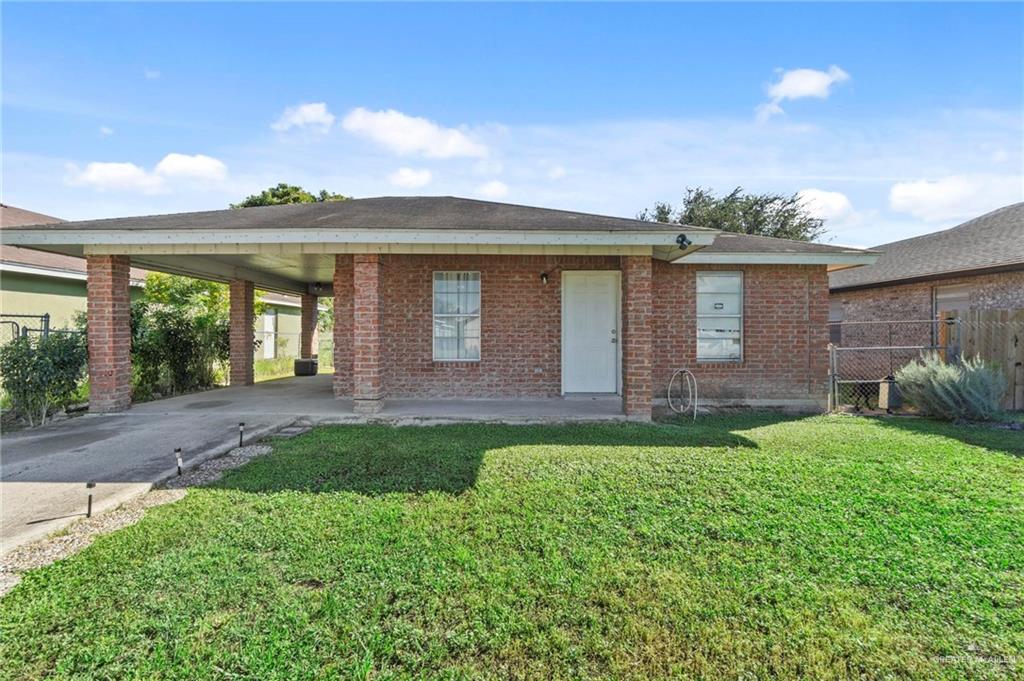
[541,272,549,285]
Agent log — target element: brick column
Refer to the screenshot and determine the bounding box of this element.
[352,254,384,414]
[333,255,354,398]
[621,256,653,421]
[300,293,318,359]
[86,255,132,413]
[229,279,254,386]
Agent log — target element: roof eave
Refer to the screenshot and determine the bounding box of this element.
[829,261,1024,292]
[1,227,718,250]
[671,251,879,269]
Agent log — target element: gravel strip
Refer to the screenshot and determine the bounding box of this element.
[0,443,274,597]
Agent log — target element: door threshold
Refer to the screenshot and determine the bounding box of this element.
[561,393,621,401]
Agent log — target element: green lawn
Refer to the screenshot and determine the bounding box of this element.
[3,415,1022,680]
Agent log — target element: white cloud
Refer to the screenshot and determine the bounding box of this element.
[889,174,1024,222]
[154,153,227,181]
[271,102,335,133]
[66,162,165,194]
[476,180,508,199]
[144,68,161,80]
[387,167,432,189]
[797,188,854,222]
[99,126,114,137]
[341,107,488,158]
[65,153,228,194]
[758,65,849,121]
[547,165,567,180]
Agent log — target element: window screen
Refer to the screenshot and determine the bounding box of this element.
[696,272,742,361]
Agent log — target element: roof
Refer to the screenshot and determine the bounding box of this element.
[700,232,871,255]
[5,196,714,234]
[0,204,147,282]
[829,203,1024,291]
[0,204,62,228]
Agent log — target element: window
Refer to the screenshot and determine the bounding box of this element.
[933,283,971,318]
[696,272,742,362]
[433,271,481,361]
[828,299,844,346]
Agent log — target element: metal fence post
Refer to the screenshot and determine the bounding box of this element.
[41,313,50,338]
[827,343,836,412]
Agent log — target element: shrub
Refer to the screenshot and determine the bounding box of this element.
[0,333,87,426]
[896,352,1006,421]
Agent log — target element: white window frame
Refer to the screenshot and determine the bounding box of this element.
[432,271,481,362]
[696,271,743,363]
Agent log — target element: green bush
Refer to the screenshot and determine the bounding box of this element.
[896,352,1006,421]
[0,333,87,426]
[130,300,229,399]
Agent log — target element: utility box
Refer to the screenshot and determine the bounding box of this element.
[878,376,901,412]
[294,358,318,376]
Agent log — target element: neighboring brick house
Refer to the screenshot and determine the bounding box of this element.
[4,197,875,420]
[1,204,309,352]
[829,202,1024,338]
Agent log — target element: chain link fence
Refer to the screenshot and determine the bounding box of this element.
[828,319,961,413]
[829,314,1024,413]
[0,313,54,345]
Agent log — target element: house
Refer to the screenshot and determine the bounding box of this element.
[829,203,1024,324]
[2,196,876,420]
[828,203,1024,409]
[1,204,312,357]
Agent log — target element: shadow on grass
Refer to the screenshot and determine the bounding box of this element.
[215,413,796,496]
[866,415,1024,458]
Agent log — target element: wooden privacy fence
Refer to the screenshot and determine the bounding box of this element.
[952,309,1024,411]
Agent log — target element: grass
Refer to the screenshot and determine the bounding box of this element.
[2,414,1022,679]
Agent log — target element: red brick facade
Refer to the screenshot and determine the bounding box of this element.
[86,255,132,413]
[299,293,318,359]
[621,256,654,420]
[352,254,385,413]
[326,255,830,413]
[332,255,354,398]
[228,279,254,386]
[82,253,829,416]
[831,270,1024,324]
[652,262,830,406]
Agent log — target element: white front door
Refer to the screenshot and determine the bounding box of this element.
[562,271,620,393]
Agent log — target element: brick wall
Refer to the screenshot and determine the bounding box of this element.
[831,270,1024,323]
[330,255,828,407]
[86,255,132,412]
[651,262,830,405]
[332,255,354,398]
[621,256,653,419]
[378,254,618,398]
[228,279,254,386]
[352,254,384,413]
[299,293,318,358]
[830,271,1024,379]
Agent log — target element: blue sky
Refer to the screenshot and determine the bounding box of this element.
[3,2,1022,246]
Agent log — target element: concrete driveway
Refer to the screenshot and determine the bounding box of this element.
[2,375,624,554]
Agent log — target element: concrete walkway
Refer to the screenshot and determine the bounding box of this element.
[1,375,623,554]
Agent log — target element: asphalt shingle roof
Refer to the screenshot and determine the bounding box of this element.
[829,203,1024,290]
[701,231,872,255]
[3,196,713,234]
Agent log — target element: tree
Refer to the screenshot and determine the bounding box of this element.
[231,183,349,209]
[638,187,826,242]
